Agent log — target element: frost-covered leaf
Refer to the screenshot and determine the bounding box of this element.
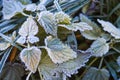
[82,67,110,80]
[17,17,39,44]
[0,63,24,80]
[27,35,39,44]
[19,17,38,36]
[0,42,10,51]
[38,11,57,36]
[76,22,93,31]
[57,51,91,77]
[90,38,109,57]
[20,46,41,73]
[80,14,102,40]
[37,4,46,11]
[100,33,111,41]
[59,22,92,32]
[38,54,63,80]
[16,36,26,44]
[38,50,91,80]
[55,11,71,24]
[45,36,77,64]
[98,19,120,39]
[117,56,120,66]
[25,4,36,12]
[2,0,25,19]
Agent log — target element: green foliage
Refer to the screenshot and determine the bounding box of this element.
[0,0,120,80]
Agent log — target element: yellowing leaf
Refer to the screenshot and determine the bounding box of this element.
[90,38,109,57]
[20,46,41,73]
[98,19,120,39]
[55,11,71,24]
[2,0,24,19]
[38,11,57,36]
[45,36,77,64]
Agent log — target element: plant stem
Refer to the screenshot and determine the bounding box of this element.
[79,57,98,79]
[98,57,104,69]
[112,47,120,54]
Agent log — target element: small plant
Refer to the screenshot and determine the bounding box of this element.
[0,0,120,80]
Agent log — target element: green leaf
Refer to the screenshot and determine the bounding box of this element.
[45,36,77,64]
[80,14,102,40]
[2,0,25,19]
[0,63,24,80]
[20,46,41,73]
[98,19,120,39]
[90,38,109,57]
[38,11,57,36]
[82,67,110,80]
[38,50,91,80]
[54,11,71,24]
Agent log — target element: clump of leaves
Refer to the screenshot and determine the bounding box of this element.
[0,0,120,80]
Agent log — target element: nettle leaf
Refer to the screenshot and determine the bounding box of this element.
[20,46,41,73]
[57,51,91,77]
[117,56,120,66]
[2,0,25,19]
[19,17,38,36]
[98,19,120,39]
[37,11,57,36]
[59,22,92,32]
[90,38,109,57]
[82,67,110,80]
[0,63,24,80]
[80,14,102,40]
[38,50,91,80]
[45,36,77,64]
[38,54,63,80]
[17,17,39,44]
[54,11,71,24]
